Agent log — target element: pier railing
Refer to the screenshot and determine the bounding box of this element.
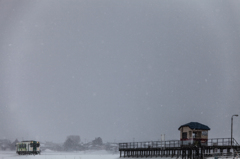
[207,138,239,146]
[119,140,180,149]
[119,138,239,149]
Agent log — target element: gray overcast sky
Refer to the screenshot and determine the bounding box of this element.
[0,0,240,143]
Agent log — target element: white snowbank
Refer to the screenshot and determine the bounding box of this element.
[1,151,218,159]
[44,149,54,152]
[0,151,173,159]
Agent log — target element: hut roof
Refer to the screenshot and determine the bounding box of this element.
[178,122,210,130]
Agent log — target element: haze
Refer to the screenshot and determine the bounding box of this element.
[0,0,240,143]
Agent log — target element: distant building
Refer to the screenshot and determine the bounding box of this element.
[105,143,118,153]
[178,122,210,146]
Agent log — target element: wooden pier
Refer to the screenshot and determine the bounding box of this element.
[119,138,240,158]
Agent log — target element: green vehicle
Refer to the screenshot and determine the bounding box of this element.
[16,140,41,155]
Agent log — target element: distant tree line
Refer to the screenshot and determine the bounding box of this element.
[63,136,103,151]
[0,136,118,152]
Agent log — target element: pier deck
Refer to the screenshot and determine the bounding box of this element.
[119,138,240,158]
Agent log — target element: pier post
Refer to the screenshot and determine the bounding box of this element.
[220,148,223,156]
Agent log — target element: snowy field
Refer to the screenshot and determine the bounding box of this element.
[0,150,118,159]
[0,150,217,159]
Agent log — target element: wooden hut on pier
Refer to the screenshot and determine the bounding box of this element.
[178,122,210,146]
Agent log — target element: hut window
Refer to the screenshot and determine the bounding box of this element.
[193,132,201,138]
[202,131,208,136]
[182,132,187,139]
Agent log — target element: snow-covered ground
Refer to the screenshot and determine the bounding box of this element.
[0,150,118,159]
[0,150,216,159]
